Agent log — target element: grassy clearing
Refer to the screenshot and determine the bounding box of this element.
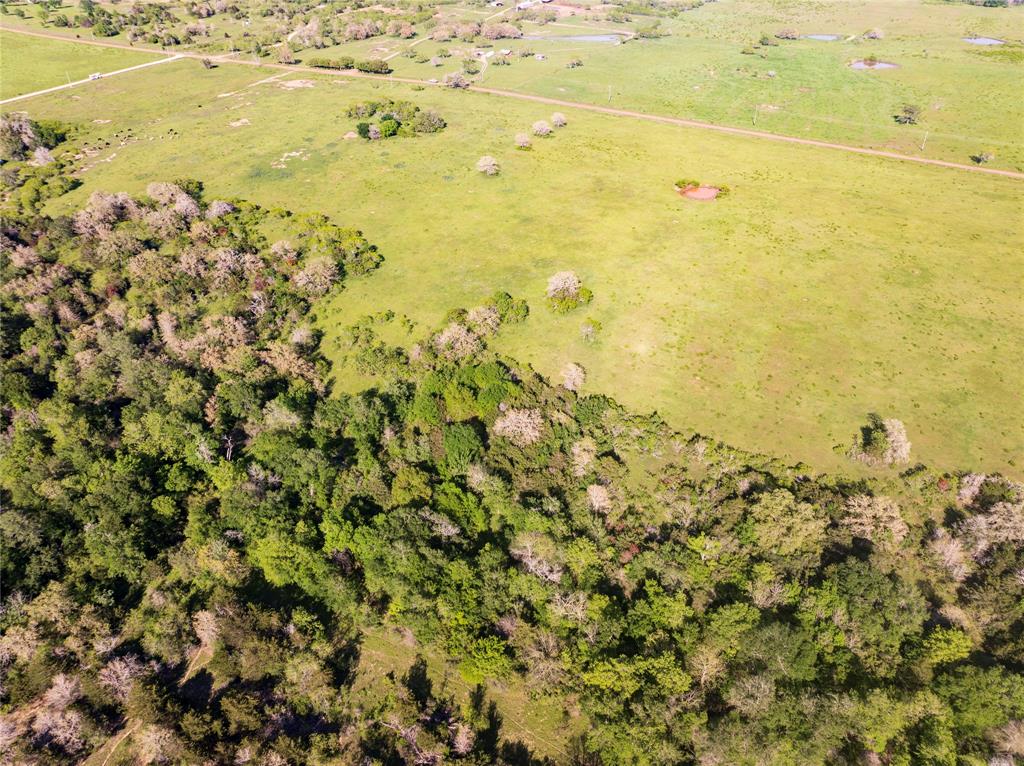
[0,29,165,98]
[13,51,1024,478]
[355,626,584,759]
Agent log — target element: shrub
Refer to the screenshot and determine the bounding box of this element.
[551,112,567,127]
[515,133,531,149]
[532,120,552,136]
[488,291,529,323]
[580,317,602,342]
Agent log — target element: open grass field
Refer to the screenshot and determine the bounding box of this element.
[0,29,165,98]
[9,36,1021,478]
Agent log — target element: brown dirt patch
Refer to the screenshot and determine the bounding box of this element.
[676,185,720,201]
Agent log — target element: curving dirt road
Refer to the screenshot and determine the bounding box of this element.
[3,25,1023,180]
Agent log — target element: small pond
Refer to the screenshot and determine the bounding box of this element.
[525,34,624,43]
[803,34,841,41]
[849,59,899,70]
[963,37,1004,45]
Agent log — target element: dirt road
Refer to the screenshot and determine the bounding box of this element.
[3,25,1022,180]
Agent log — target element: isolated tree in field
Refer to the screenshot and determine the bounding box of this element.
[278,45,296,64]
[850,414,911,466]
[551,112,567,127]
[894,104,921,125]
[775,28,798,40]
[443,72,470,88]
[476,155,499,176]
[547,270,592,312]
[515,132,531,149]
[533,120,552,136]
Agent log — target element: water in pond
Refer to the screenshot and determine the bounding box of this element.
[804,34,841,41]
[525,34,623,43]
[849,59,898,70]
[963,37,1004,45]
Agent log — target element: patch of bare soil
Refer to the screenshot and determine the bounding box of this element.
[229,118,250,127]
[279,79,315,89]
[676,184,720,201]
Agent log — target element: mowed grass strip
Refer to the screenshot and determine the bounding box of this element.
[0,29,168,98]
[24,59,1024,477]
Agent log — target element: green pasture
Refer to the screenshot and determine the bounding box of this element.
[0,28,166,98]
[4,0,1023,168]
[12,49,1022,477]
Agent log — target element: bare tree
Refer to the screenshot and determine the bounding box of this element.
[532,120,552,136]
[433,322,482,359]
[205,200,235,219]
[509,531,563,582]
[561,362,585,391]
[547,270,582,299]
[551,112,567,127]
[842,495,909,549]
[515,132,532,149]
[882,418,911,464]
[43,674,82,710]
[493,408,543,446]
[586,483,611,514]
[476,155,500,176]
[292,256,339,296]
[443,72,470,88]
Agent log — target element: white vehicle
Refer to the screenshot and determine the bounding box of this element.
[89,72,103,80]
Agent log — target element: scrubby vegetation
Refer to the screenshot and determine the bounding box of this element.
[347,99,446,141]
[2,181,1022,765]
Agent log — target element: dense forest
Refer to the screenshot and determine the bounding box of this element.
[1,119,1023,764]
